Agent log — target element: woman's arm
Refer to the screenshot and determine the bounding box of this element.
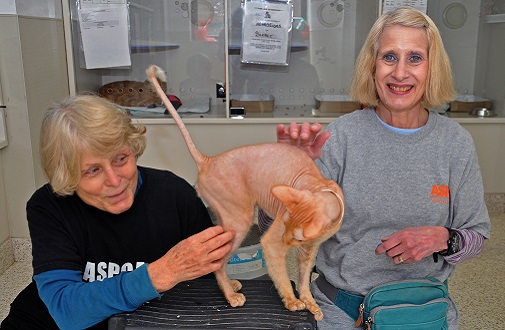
[443,228,485,265]
[34,264,158,329]
[35,225,234,329]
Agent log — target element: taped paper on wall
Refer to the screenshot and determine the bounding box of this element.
[78,4,131,69]
[382,0,427,14]
[241,0,293,66]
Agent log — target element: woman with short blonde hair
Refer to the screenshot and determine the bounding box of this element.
[2,94,234,329]
[350,7,455,109]
[40,95,146,195]
[261,7,489,330]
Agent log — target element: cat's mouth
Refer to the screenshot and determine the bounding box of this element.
[285,238,304,247]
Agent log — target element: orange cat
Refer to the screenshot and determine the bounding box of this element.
[147,65,344,320]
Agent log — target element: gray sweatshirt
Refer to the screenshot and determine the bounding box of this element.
[315,108,491,296]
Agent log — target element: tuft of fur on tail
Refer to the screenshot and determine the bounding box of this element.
[146,65,167,84]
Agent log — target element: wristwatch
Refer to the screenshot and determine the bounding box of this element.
[438,228,460,256]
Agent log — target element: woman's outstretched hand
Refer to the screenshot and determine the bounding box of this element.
[148,226,235,292]
[276,122,330,160]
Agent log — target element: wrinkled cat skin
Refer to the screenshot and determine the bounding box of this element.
[147,65,344,320]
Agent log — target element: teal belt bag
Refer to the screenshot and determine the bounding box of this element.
[356,278,450,330]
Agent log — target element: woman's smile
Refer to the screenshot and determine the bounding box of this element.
[106,187,129,202]
[388,84,413,93]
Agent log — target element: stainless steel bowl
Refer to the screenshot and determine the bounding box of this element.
[470,107,496,117]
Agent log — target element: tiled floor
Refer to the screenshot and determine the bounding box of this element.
[448,212,505,330]
[1,213,503,329]
[0,260,32,321]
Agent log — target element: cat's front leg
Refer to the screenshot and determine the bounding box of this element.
[297,243,323,320]
[214,267,246,307]
[299,288,322,321]
[261,221,306,312]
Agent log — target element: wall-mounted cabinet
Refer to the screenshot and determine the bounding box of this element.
[64,0,505,120]
[65,0,380,119]
[59,0,505,194]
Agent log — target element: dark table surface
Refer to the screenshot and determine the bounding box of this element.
[108,278,315,329]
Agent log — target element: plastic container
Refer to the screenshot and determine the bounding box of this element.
[315,95,361,113]
[230,94,275,113]
[449,95,492,112]
[226,224,268,279]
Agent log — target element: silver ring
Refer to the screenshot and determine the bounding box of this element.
[398,256,404,263]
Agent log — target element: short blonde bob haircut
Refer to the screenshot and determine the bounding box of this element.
[40,94,147,196]
[349,7,455,109]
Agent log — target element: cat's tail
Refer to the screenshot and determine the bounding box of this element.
[146,65,206,166]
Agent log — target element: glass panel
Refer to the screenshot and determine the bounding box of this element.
[228,0,380,118]
[427,0,481,113]
[67,0,505,119]
[427,0,505,116]
[70,0,227,118]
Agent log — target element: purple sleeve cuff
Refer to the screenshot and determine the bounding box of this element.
[443,228,485,265]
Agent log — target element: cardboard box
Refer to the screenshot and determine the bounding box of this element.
[230,94,274,113]
[449,95,492,113]
[315,95,361,113]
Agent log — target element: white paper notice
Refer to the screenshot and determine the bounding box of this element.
[241,1,292,66]
[382,0,427,13]
[78,5,131,69]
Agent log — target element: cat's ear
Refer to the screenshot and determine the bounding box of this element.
[271,185,302,213]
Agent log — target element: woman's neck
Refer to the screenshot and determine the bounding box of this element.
[375,105,428,129]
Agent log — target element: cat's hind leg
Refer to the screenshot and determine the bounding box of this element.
[212,212,252,307]
[214,267,245,307]
[261,218,306,312]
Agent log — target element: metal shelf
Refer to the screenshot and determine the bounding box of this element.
[484,14,505,24]
[130,40,180,53]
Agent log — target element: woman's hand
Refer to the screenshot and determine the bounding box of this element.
[147,226,235,292]
[375,226,450,264]
[276,122,330,160]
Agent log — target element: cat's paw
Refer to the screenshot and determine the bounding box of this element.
[226,292,246,307]
[230,279,242,292]
[283,298,306,312]
[301,298,324,321]
[308,306,324,321]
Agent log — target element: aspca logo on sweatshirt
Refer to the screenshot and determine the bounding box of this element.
[82,261,145,282]
[431,184,450,204]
